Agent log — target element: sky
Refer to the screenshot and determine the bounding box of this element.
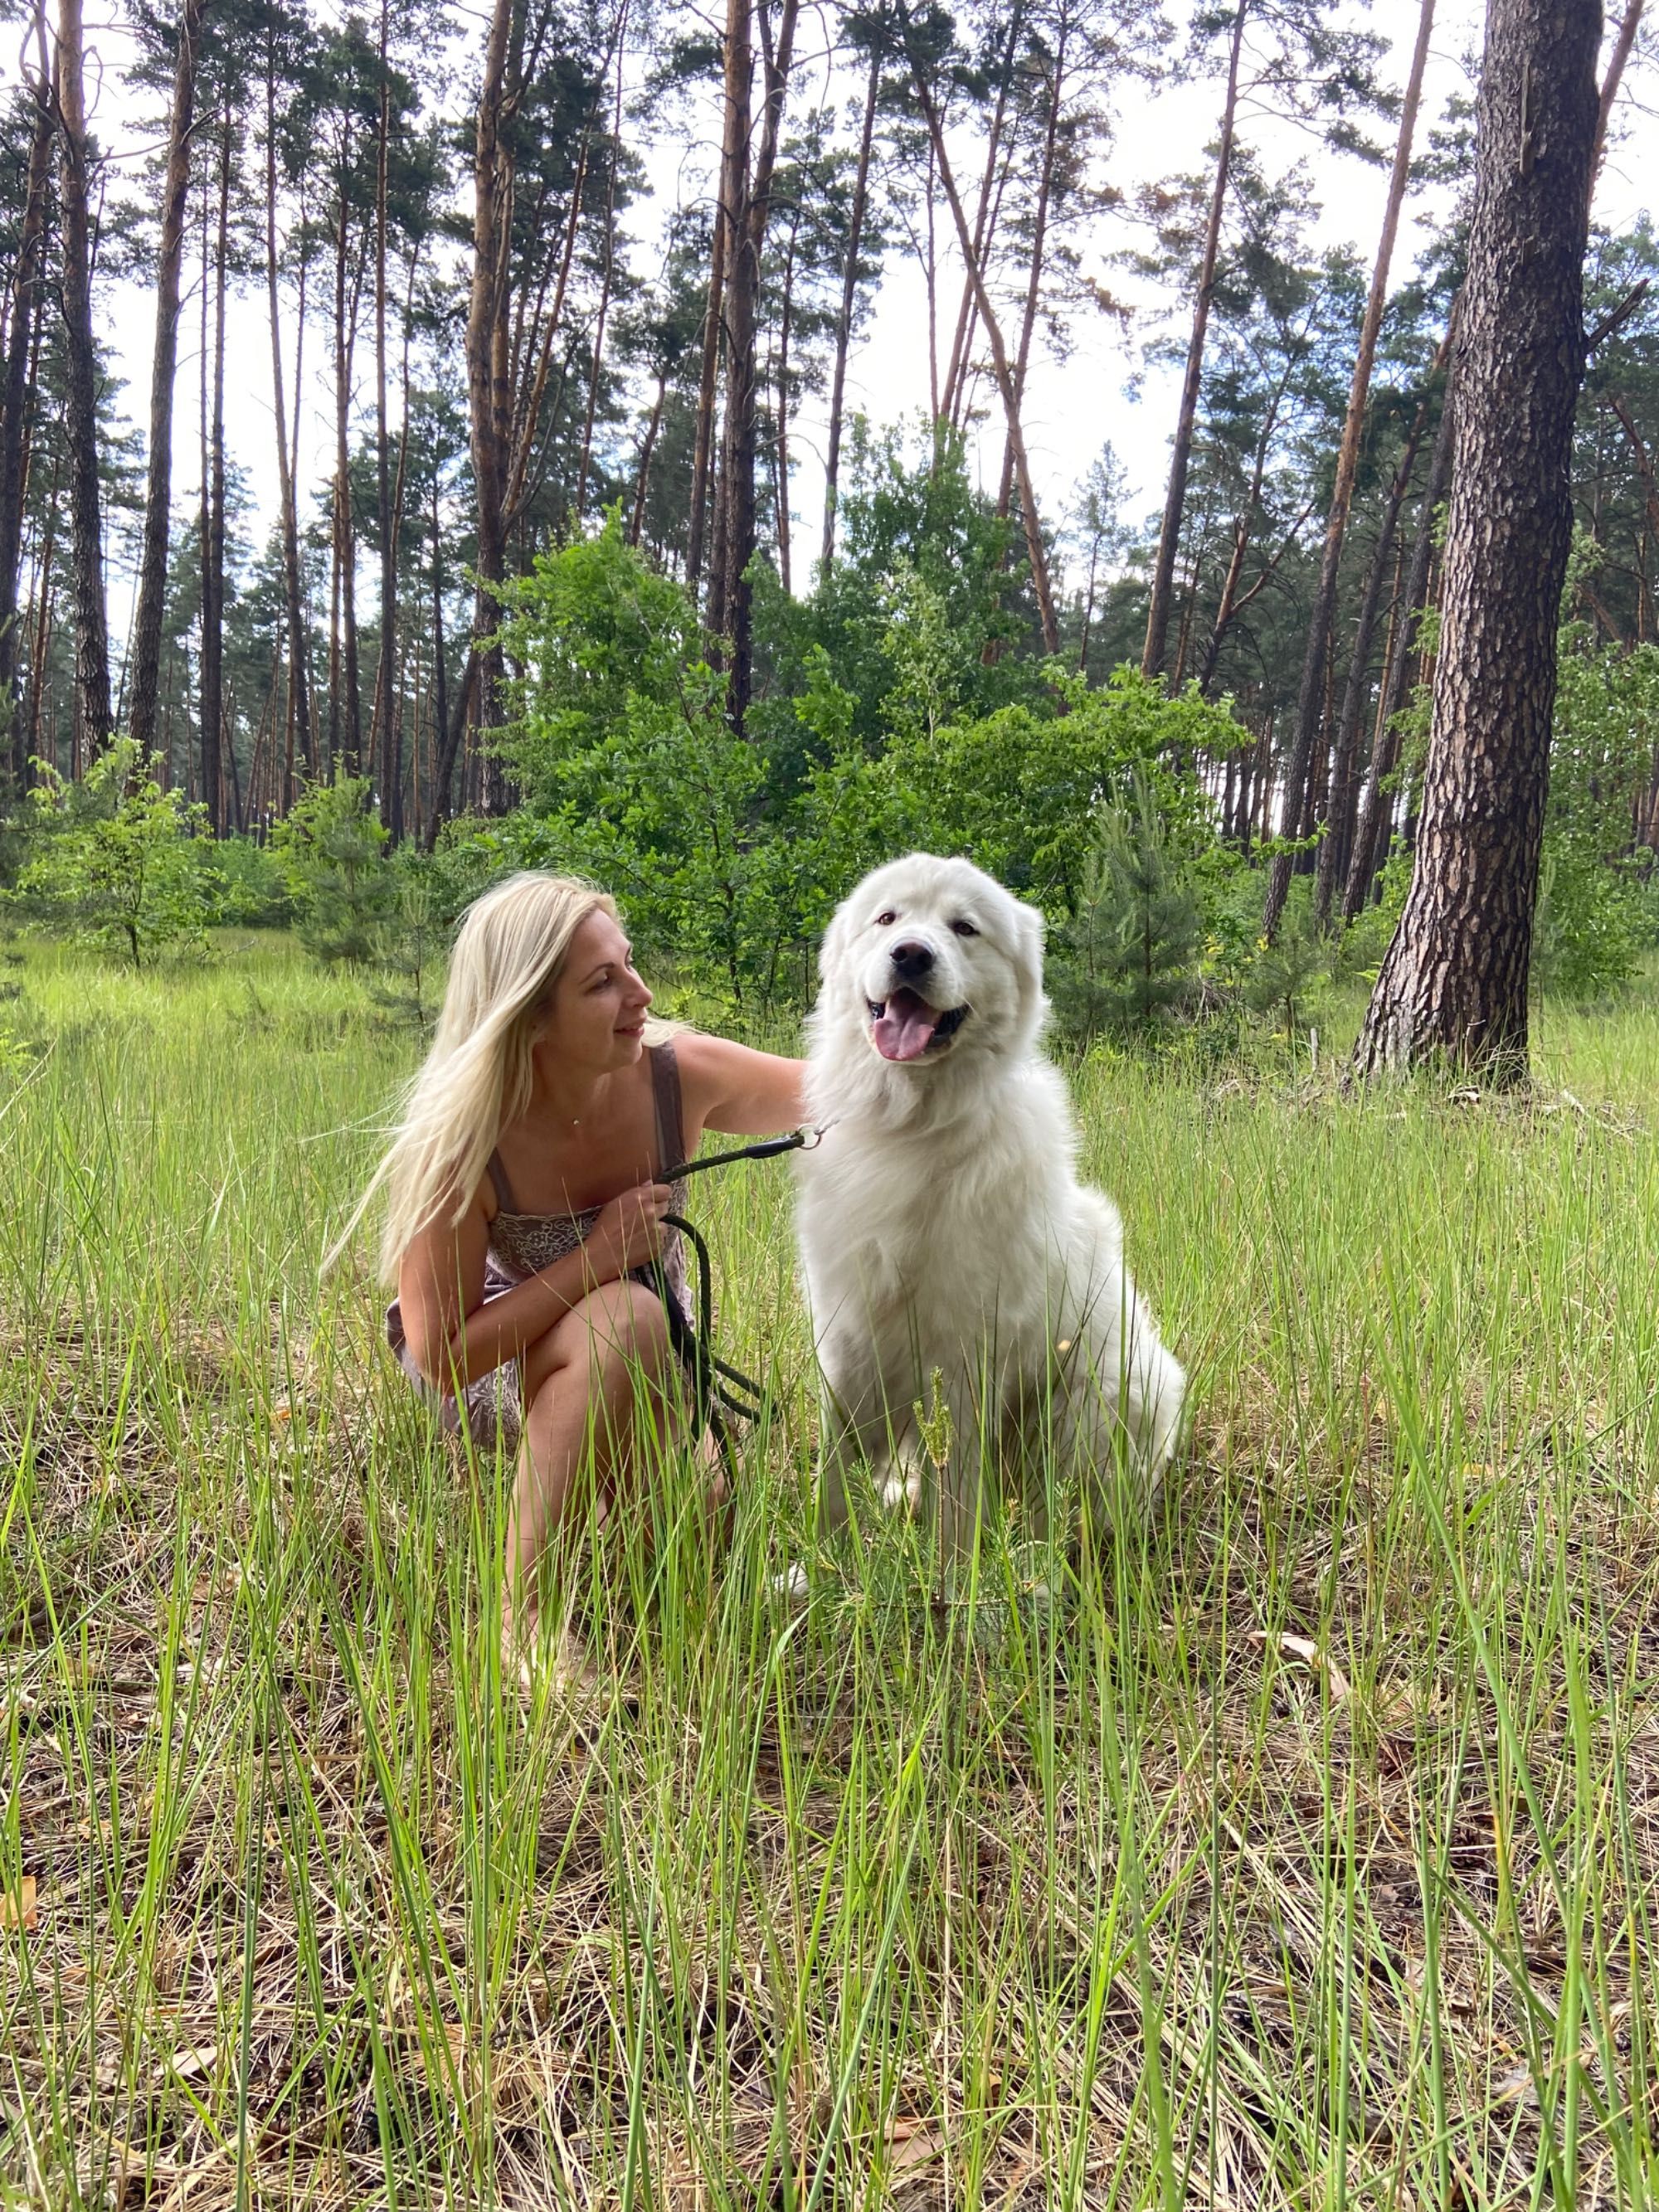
[9,0,1655,624]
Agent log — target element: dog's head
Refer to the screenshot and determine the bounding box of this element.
[813,854,1046,1078]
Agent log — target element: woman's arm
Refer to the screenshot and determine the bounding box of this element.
[397,1181,672,1393]
[674,1032,808,1139]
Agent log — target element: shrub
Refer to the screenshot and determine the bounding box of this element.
[9,741,221,966]
[273,778,392,965]
[1050,767,1201,1042]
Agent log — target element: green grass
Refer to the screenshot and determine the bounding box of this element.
[2,935,1657,2208]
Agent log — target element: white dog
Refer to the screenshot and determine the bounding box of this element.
[795,853,1185,1553]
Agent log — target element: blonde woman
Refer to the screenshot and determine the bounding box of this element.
[363,872,805,1673]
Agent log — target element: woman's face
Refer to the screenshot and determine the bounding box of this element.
[538,908,652,1073]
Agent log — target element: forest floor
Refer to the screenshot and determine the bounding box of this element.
[2,936,1657,2210]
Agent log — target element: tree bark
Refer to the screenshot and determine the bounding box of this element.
[997,5,1066,521]
[1140,0,1247,683]
[373,3,399,837]
[941,2,1022,429]
[53,0,112,756]
[902,19,1059,654]
[1354,0,1601,1086]
[0,63,52,782]
[686,191,727,596]
[771,197,803,596]
[331,194,364,780]
[1262,0,1435,941]
[265,54,312,792]
[820,45,879,571]
[577,18,629,525]
[465,0,514,807]
[713,0,797,726]
[1314,325,1451,922]
[199,103,231,833]
[129,0,207,762]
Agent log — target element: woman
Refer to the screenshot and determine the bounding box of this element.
[359,872,805,1673]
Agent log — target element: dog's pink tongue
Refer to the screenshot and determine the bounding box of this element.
[873,988,939,1062]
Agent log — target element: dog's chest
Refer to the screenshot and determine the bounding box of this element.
[800,1137,1049,1323]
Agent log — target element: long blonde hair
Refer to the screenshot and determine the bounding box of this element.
[336,872,619,1283]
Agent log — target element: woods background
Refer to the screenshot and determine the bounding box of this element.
[0,0,1656,1036]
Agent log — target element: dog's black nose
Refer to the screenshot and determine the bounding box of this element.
[888,939,935,980]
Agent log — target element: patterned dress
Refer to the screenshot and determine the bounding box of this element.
[387,1042,693,1441]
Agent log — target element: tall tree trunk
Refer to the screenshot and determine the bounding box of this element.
[686,196,726,596]
[199,103,231,834]
[1354,0,1600,1086]
[1141,0,1247,683]
[706,0,752,648]
[372,11,399,839]
[577,18,629,525]
[997,7,1066,520]
[1262,0,1435,941]
[772,202,801,596]
[265,56,311,789]
[820,45,879,571]
[630,370,667,545]
[333,195,363,779]
[1265,0,1433,937]
[129,0,207,761]
[53,0,112,756]
[1343,356,1458,924]
[1314,327,1450,922]
[465,0,513,805]
[941,1,1022,429]
[902,21,1059,653]
[713,0,798,727]
[0,62,52,783]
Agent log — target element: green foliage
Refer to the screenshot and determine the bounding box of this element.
[1242,882,1331,1041]
[1050,766,1202,1043]
[10,741,221,967]
[495,513,795,1000]
[368,857,447,1033]
[213,836,296,929]
[273,778,392,966]
[1532,627,1659,1000]
[882,669,1243,916]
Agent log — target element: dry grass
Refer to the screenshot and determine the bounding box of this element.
[2,939,1657,2209]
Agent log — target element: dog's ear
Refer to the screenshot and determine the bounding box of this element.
[817,890,852,992]
[1012,895,1048,1043]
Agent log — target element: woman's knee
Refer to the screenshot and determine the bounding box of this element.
[528,1281,672,1403]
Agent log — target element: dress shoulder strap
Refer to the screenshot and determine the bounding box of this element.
[649,1040,687,1177]
[484,1149,518,1214]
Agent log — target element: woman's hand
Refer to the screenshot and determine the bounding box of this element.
[582,1180,674,1284]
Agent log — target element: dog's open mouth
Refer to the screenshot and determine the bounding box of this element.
[867,990,969,1063]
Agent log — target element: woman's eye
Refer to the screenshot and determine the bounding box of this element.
[874,910,897,927]
[951,919,979,937]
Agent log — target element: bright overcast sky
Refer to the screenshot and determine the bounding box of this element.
[10,0,1655,621]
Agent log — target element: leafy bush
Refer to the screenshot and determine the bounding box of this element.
[214,836,296,928]
[9,741,221,966]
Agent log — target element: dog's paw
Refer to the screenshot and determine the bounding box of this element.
[768,1562,810,1607]
[878,1456,924,1514]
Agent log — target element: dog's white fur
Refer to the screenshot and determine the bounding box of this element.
[795,853,1185,1551]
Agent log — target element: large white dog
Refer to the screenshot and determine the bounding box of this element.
[795,853,1186,1553]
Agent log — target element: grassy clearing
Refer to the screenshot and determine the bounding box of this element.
[2,936,1657,2210]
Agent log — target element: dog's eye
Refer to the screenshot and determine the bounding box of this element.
[951,919,980,937]
[874,910,897,927]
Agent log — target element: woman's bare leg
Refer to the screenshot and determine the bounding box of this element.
[506,1281,689,1637]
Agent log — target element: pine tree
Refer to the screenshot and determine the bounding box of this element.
[1051,766,1199,1041]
